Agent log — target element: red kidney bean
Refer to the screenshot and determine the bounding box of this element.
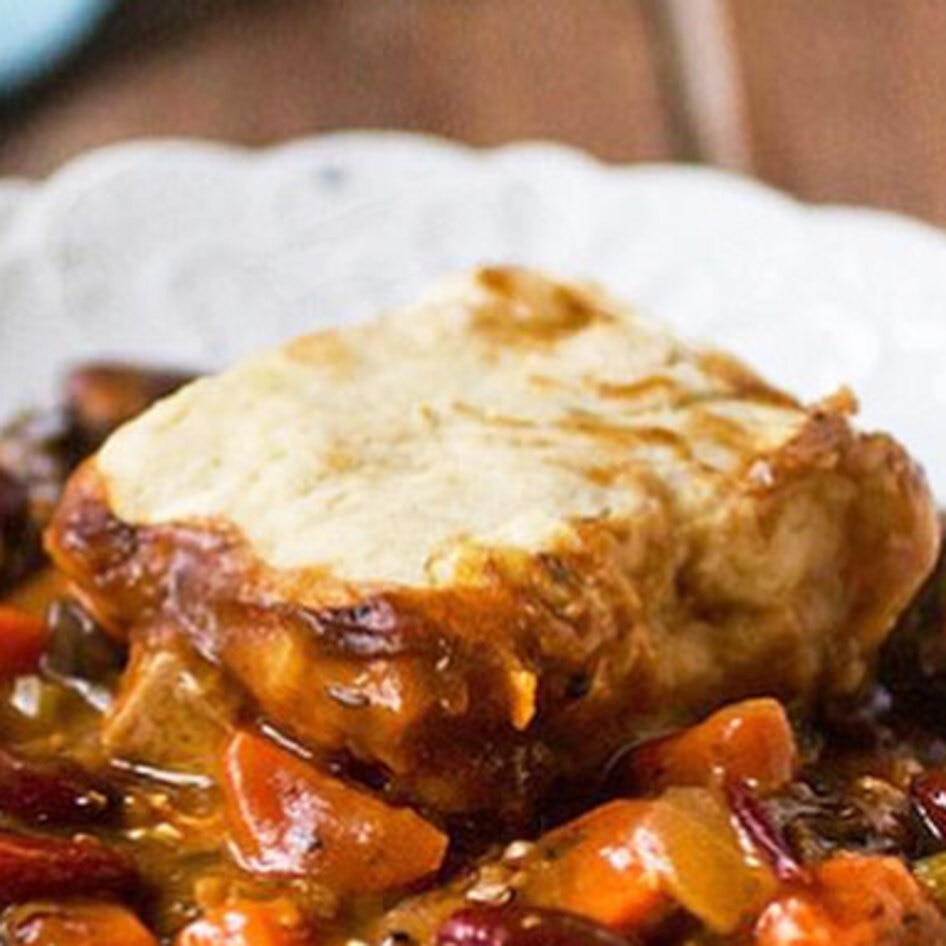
[912,770,946,847]
[0,747,117,827]
[726,781,807,882]
[0,830,138,905]
[437,907,638,946]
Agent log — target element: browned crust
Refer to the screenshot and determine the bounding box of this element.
[697,349,803,410]
[45,462,666,820]
[44,401,939,823]
[471,267,617,348]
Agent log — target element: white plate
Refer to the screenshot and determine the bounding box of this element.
[1,132,945,494]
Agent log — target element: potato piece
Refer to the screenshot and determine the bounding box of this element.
[103,638,240,780]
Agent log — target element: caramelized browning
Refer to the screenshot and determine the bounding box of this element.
[46,396,939,825]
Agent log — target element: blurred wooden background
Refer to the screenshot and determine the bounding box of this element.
[1,0,945,225]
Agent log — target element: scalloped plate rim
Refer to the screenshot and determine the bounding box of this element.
[4,131,944,245]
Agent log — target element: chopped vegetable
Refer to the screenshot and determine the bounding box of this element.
[635,787,777,934]
[0,830,138,905]
[175,899,311,946]
[623,699,797,794]
[372,801,670,946]
[0,604,49,677]
[103,640,240,780]
[222,730,448,893]
[518,800,669,934]
[914,851,946,908]
[383,787,775,941]
[437,906,638,946]
[756,855,946,945]
[4,900,157,946]
[521,786,777,934]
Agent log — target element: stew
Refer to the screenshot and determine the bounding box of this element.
[2,364,946,946]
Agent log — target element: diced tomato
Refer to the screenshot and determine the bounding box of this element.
[0,605,48,677]
[437,906,633,946]
[4,901,157,946]
[519,800,670,934]
[222,730,448,894]
[624,699,797,794]
[176,899,311,946]
[755,855,946,946]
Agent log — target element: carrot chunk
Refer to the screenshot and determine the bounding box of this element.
[4,901,156,946]
[176,899,311,946]
[755,855,946,946]
[624,699,797,793]
[379,787,780,943]
[507,788,773,936]
[0,605,48,677]
[222,730,448,893]
[519,800,669,933]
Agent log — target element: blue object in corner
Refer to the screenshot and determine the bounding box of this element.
[0,0,113,94]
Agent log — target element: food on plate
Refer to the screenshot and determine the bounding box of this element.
[0,268,944,945]
[47,268,936,825]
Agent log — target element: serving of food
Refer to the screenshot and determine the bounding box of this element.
[1,264,946,945]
